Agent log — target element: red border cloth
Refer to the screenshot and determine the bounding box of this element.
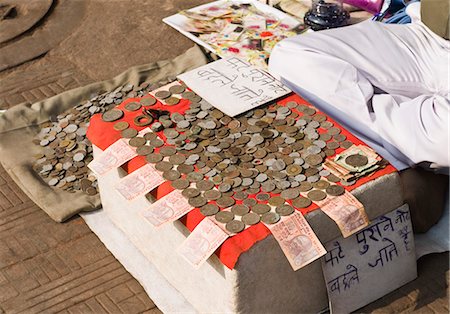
[87,93,396,269]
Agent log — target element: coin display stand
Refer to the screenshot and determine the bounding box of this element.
[88,85,412,312]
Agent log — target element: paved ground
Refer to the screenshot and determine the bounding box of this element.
[0,0,448,313]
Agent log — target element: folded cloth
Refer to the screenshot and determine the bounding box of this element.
[0,45,208,222]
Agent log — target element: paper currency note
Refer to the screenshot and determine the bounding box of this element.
[314,189,369,238]
[88,139,137,175]
[115,163,165,200]
[141,190,194,227]
[178,217,229,269]
[267,211,326,271]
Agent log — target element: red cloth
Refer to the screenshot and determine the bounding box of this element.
[87,93,396,269]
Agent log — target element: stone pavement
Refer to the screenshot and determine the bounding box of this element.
[0,0,448,313]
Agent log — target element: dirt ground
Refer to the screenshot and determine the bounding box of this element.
[0,0,448,313]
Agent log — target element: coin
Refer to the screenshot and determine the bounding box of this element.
[196,180,215,191]
[163,169,181,181]
[136,145,153,156]
[156,161,173,173]
[159,146,177,156]
[226,220,245,233]
[305,154,323,166]
[140,97,157,106]
[113,121,129,131]
[102,109,124,122]
[326,184,345,196]
[216,196,235,208]
[146,153,163,163]
[215,211,234,223]
[231,204,250,216]
[251,203,271,214]
[169,85,186,94]
[182,187,200,198]
[312,180,330,190]
[128,137,146,147]
[155,90,171,99]
[261,212,280,224]
[268,196,286,207]
[345,154,369,167]
[307,190,327,201]
[124,102,141,111]
[171,178,190,190]
[280,188,300,200]
[121,128,138,138]
[188,196,207,207]
[242,212,261,225]
[292,197,312,208]
[166,97,180,106]
[200,204,219,216]
[286,164,302,176]
[299,182,313,192]
[134,115,153,127]
[204,189,221,200]
[276,204,295,216]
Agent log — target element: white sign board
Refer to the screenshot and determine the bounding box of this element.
[178,57,291,116]
[321,204,417,314]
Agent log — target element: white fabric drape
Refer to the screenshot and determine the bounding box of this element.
[269,20,449,172]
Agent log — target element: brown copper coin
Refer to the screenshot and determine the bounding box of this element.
[276,204,295,216]
[128,137,146,147]
[182,187,200,198]
[136,145,153,156]
[165,97,180,106]
[268,196,285,207]
[299,182,313,192]
[242,212,261,225]
[169,85,186,94]
[312,180,330,190]
[188,196,207,207]
[102,109,124,122]
[155,161,173,172]
[251,203,271,214]
[345,154,369,167]
[226,220,245,233]
[171,178,190,190]
[204,189,222,200]
[154,90,171,99]
[292,197,312,208]
[215,211,234,223]
[196,180,215,191]
[113,121,129,131]
[146,153,163,163]
[261,212,280,224]
[326,184,345,196]
[307,190,327,201]
[216,196,235,208]
[163,169,181,181]
[231,204,250,216]
[134,115,153,127]
[121,128,138,138]
[200,204,220,216]
[124,102,141,111]
[140,97,157,106]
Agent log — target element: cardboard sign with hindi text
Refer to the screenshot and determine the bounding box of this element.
[321,204,416,314]
[177,57,291,116]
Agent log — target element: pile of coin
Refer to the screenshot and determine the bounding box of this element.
[103,84,358,233]
[32,77,180,195]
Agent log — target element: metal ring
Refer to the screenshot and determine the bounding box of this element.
[133,114,153,127]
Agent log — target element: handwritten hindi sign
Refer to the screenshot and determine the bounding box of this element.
[178,217,229,269]
[177,57,291,116]
[267,211,326,271]
[88,139,137,176]
[141,190,194,227]
[321,204,416,314]
[114,164,165,201]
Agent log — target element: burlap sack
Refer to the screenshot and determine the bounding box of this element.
[0,45,208,222]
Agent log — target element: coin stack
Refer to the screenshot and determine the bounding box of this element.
[102,84,361,234]
[32,77,180,195]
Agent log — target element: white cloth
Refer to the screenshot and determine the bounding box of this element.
[269,20,450,172]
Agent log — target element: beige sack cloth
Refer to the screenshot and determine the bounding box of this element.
[0,45,208,222]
